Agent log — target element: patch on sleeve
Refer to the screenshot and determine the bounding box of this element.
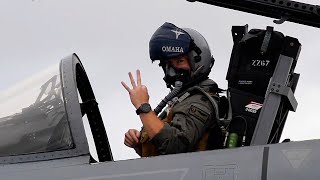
[188,104,210,124]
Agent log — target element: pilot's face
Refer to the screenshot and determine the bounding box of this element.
[168,55,191,70]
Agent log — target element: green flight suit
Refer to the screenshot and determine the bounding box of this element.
[140,79,221,157]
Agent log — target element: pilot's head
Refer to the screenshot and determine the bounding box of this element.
[149,22,215,88]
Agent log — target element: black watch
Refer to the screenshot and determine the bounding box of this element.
[136,103,152,115]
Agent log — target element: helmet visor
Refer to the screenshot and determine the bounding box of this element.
[149,22,192,61]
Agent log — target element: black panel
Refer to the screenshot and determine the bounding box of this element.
[188,0,320,28]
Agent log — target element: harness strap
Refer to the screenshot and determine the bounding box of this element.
[188,86,220,123]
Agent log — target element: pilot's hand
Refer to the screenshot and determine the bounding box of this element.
[121,70,149,109]
[124,129,141,148]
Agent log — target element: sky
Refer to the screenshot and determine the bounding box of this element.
[0,0,319,161]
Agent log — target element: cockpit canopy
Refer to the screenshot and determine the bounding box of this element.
[0,66,73,156]
[0,54,112,164]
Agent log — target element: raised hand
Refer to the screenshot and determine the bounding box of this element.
[121,70,149,109]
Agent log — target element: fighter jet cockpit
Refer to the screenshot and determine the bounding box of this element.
[0,26,303,164]
[0,0,320,179]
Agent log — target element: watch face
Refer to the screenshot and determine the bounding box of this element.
[141,103,151,113]
[136,103,151,115]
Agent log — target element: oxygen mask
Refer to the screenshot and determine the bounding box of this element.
[161,62,191,88]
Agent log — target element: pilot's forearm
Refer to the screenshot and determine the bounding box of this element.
[139,111,164,139]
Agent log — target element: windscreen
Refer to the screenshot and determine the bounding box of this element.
[0,65,73,156]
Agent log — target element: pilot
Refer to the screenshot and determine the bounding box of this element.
[122,22,223,157]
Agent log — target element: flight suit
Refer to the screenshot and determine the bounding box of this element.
[140,79,222,157]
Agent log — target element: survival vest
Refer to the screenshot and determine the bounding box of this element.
[140,85,225,157]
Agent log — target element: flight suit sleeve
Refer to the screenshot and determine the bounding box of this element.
[150,94,216,155]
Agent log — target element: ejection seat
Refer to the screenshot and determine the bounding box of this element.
[224,25,301,147]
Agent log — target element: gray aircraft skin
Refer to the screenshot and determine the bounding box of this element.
[0,1,320,179]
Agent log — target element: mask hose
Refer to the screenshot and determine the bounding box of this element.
[154,81,183,115]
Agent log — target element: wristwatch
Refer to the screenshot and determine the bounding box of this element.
[136,103,152,115]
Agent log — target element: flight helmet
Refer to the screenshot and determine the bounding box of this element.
[149,22,215,88]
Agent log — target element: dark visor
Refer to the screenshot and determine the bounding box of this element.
[149,22,192,61]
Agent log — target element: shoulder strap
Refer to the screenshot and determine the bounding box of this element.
[188,86,220,122]
[188,86,226,150]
